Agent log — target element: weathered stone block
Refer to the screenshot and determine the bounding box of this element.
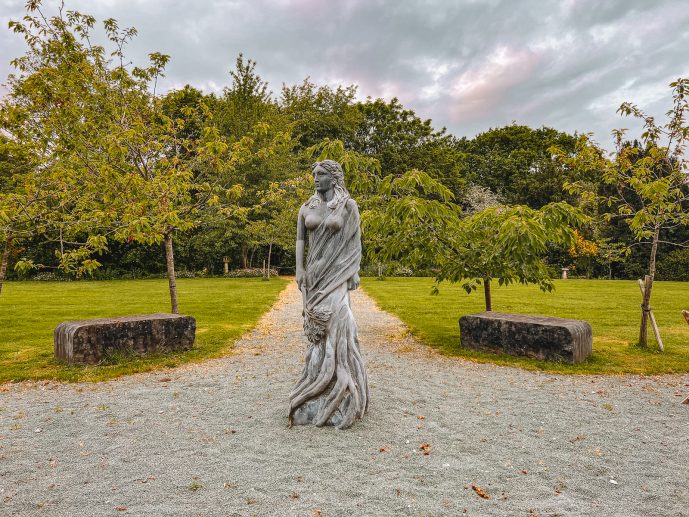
[54,313,196,365]
[459,312,592,364]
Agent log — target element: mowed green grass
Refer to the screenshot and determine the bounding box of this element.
[362,278,689,375]
[0,277,288,383]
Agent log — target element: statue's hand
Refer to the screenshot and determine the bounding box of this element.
[296,269,305,291]
[347,273,360,291]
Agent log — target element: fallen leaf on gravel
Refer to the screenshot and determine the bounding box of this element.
[115,506,127,512]
[223,481,237,489]
[554,480,566,495]
[158,378,172,382]
[419,442,431,455]
[379,447,387,453]
[312,509,322,516]
[417,415,425,420]
[521,469,528,475]
[681,397,689,405]
[289,492,299,500]
[471,484,489,499]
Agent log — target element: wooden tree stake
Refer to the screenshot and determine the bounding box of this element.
[638,279,664,351]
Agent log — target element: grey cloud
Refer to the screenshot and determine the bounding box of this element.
[1,0,688,146]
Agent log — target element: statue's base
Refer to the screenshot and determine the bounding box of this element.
[290,384,355,428]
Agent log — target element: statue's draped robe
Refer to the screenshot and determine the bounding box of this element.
[289,198,369,429]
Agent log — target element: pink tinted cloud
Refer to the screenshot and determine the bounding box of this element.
[449,46,541,122]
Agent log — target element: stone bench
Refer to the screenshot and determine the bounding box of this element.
[459,312,592,364]
[54,313,196,365]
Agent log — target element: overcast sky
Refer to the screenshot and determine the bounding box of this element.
[2,0,688,145]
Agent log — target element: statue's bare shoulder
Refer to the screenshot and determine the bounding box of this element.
[345,198,359,213]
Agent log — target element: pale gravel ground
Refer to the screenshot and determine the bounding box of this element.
[1,282,688,517]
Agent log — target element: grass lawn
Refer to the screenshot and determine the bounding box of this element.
[362,277,689,375]
[0,277,288,383]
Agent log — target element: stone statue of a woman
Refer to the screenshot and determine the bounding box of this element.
[289,159,369,429]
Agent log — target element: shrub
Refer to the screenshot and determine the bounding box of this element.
[176,269,208,279]
[225,268,278,278]
[30,272,71,281]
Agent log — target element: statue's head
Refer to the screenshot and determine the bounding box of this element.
[312,160,345,192]
[309,159,349,209]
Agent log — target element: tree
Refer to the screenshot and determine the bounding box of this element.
[212,55,298,269]
[459,125,583,208]
[280,79,361,150]
[0,135,44,294]
[445,204,581,311]
[553,78,689,347]
[364,167,581,311]
[0,6,118,290]
[351,98,467,196]
[596,238,627,280]
[568,229,599,279]
[3,3,280,312]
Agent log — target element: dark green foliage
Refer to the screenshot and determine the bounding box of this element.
[459,125,583,208]
[352,98,467,196]
[2,0,685,285]
[281,80,362,150]
[657,248,689,281]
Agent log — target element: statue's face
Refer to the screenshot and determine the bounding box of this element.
[313,165,334,193]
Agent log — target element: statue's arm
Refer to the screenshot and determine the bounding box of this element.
[347,199,361,291]
[296,206,306,290]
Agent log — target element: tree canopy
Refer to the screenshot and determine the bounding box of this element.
[2,1,688,317]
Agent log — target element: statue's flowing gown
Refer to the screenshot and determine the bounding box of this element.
[289,198,369,429]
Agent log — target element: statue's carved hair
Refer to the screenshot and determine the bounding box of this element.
[308,160,350,209]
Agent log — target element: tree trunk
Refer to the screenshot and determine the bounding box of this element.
[608,261,612,280]
[241,243,249,269]
[639,227,660,347]
[164,231,179,314]
[249,247,256,268]
[267,241,273,279]
[0,235,11,296]
[483,277,492,312]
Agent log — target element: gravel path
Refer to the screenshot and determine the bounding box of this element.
[1,282,688,516]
